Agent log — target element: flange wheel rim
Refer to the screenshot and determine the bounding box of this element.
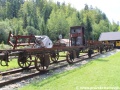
[18,55,32,69]
[51,53,59,62]
[66,54,73,64]
[35,55,48,71]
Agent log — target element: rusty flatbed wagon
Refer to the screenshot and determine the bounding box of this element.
[0,26,114,71]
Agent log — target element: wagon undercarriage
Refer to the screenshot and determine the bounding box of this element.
[0,43,113,72]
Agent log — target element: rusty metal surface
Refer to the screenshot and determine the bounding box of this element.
[8,31,35,49]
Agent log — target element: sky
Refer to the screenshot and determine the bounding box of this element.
[52,0,120,24]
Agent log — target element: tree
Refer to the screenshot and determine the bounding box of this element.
[85,16,93,40]
[111,21,119,31]
[42,4,52,25]
[32,6,39,30]
[66,12,81,27]
[47,9,68,41]
[6,0,23,19]
[26,26,39,35]
[23,13,27,29]
[84,4,89,10]
[6,1,12,19]
[0,20,12,43]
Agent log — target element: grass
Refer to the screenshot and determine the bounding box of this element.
[19,51,120,90]
[0,59,19,71]
[0,44,12,50]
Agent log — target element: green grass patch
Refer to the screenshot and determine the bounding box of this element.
[58,52,66,60]
[0,44,12,50]
[0,59,19,71]
[59,51,67,56]
[58,57,66,60]
[19,51,120,90]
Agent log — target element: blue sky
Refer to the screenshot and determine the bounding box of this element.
[52,0,120,24]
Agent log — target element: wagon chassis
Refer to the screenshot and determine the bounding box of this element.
[0,43,114,72]
[0,46,84,71]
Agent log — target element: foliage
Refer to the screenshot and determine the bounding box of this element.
[0,43,12,50]
[111,21,119,31]
[0,41,4,49]
[0,20,12,43]
[0,0,119,44]
[26,26,40,35]
[47,9,69,41]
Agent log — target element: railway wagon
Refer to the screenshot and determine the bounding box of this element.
[0,25,113,71]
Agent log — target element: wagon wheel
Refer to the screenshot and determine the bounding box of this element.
[66,52,73,64]
[18,55,32,69]
[35,55,48,72]
[50,52,59,63]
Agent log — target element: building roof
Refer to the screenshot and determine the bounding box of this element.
[56,39,70,44]
[99,32,120,41]
[60,39,70,43]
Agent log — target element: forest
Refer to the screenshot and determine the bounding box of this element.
[0,0,119,44]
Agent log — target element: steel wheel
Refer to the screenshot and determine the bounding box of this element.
[18,55,32,69]
[50,52,59,63]
[66,52,73,64]
[35,55,48,72]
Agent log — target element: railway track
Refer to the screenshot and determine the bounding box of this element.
[0,53,88,76]
[0,52,100,88]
